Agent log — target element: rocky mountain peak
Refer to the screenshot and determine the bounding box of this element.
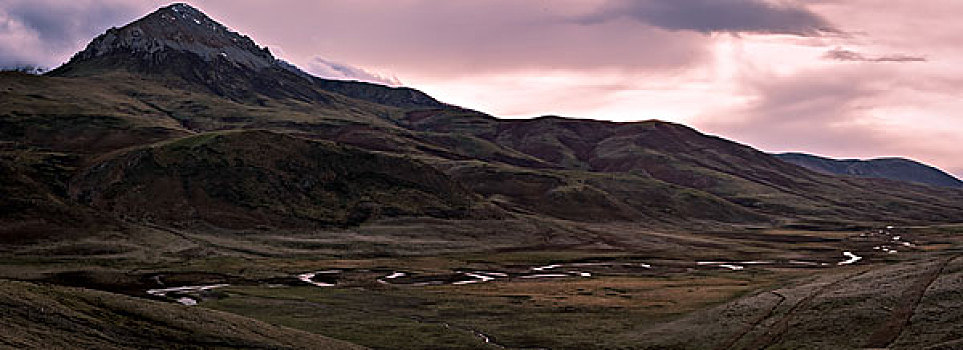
[67,3,276,70]
[48,4,447,108]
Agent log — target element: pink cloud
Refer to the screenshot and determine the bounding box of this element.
[178,0,712,75]
[694,62,963,178]
[303,57,401,86]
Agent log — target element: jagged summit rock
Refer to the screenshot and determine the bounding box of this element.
[61,3,276,72]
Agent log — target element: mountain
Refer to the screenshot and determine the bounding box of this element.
[49,3,441,109]
[775,152,963,188]
[2,3,963,240]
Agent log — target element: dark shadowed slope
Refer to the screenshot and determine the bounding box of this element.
[775,152,963,188]
[69,130,480,228]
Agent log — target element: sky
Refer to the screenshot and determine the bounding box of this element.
[1,0,961,178]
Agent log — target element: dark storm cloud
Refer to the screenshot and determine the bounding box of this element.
[824,47,926,62]
[6,2,127,45]
[0,0,158,68]
[579,0,838,36]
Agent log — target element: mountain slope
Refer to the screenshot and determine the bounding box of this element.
[775,152,963,188]
[0,148,116,243]
[1,3,961,234]
[401,111,963,224]
[69,130,479,228]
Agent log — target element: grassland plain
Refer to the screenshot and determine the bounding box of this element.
[2,223,961,349]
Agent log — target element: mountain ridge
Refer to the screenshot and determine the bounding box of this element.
[775,152,963,188]
[2,3,962,237]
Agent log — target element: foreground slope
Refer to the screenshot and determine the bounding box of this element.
[776,152,963,188]
[0,279,365,350]
[633,253,963,350]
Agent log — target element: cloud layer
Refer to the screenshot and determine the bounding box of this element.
[579,0,837,36]
[824,47,926,62]
[304,57,401,86]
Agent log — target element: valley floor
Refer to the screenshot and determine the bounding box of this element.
[1,222,962,349]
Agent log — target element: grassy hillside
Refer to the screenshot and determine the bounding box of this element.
[70,130,480,228]
[0,279,365,349]
[403,112,963,225]
[0,148,116,243]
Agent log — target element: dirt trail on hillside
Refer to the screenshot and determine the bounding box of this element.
[715,291,786,350]
[744,268,872,350]
[863,256,958,348]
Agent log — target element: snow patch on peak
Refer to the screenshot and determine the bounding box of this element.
[168,3,199,12]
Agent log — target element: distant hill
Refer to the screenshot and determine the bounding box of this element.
[775,153,963,188]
